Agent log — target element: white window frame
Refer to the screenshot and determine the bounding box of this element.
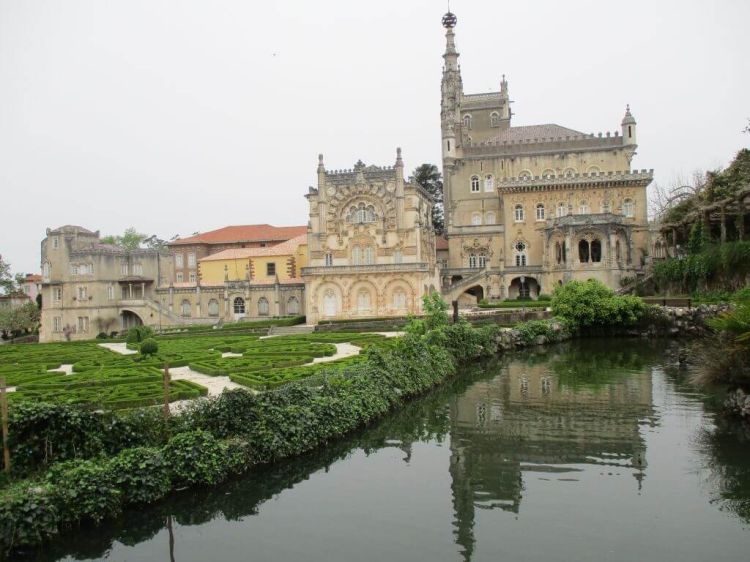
[77,286,87,301]
[578,201,590,215]
[471,212,482,226]
[485,212,496,225]
[623,199,635,218]
[121,262,129,276]
[484,175,494,192]
[536,204,545,221]
[514,205,524,222]
[557,203,568,218]
[53,287,62,302]
[175,254,184,268]
[470,176,480,193]
[325,253,333,266]
[189,272,196,284]
[53,316,62,332]
[107,285,114,300]
[187,253,196,268]
[176,272,184,283]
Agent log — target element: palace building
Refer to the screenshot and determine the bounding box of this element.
[302,150,440,324]
[438,11,653,304]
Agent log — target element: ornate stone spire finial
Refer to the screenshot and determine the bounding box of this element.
[317,153,325,173]
[622,104,636,125]
[396,147,403,167]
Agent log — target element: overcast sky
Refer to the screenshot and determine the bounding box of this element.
[1,0,748,274]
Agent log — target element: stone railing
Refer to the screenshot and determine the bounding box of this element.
[301,263,432,276]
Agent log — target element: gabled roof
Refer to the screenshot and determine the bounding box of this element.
[199,234,308,262]
[169,224,307,246]
[489,124,585,143]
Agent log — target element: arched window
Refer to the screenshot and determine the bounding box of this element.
[563,168,576,178]
[393,289,407,310]
[470,176,480,193]
[463,114,472,129]
[601,201,611,214]
[357,290,371,313]
[591,239,602,263]
[484,175,494,192]
[485,211,496,225]
[478,254,488,268]
[323,290,337,317]
[578,201,589,214]
[257,297,269,316]
[518,170,532,180]
[287,296,300,315]
[181,300,191,317]
[578,240,590,263]
[490,112,499,127]
[514,204,524,222]
[623,198,635,217]
[207,299,220,317]
[233,297,245,314]
[555,242,562,264]
[514,241,527,267]
[587,166,600,175]
[366,205,376,222]
[471,212,482,226]
[363,246,375,265]
[536,203,545,221]
[616,240,622,261]
[542,169,555,179]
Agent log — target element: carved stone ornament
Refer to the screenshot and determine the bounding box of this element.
[326,186,336,196]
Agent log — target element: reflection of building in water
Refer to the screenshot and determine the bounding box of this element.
[449,358,654,561]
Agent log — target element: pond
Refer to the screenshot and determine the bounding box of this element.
[21,339,750,561]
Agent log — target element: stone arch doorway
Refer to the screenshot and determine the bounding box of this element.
[458,285,484,308]
[121,310,143,331]
[508,276,540,300]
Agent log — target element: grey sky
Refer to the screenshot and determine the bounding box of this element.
[1,0,748,274]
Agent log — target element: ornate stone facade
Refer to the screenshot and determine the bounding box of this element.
[439,13,653,303]
[302,150,440,324]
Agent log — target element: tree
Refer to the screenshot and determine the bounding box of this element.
[0,301,41,337]
[0,254,13,294]
[411,164,445,235]
[101,228,148,250]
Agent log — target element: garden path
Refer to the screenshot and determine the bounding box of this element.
[98,342,138,355]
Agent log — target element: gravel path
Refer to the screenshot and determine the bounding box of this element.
[98,342,138,355]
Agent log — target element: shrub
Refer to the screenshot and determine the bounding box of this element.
[551,280,646,332]
[108,447,171,504]
[537,293,552,302]
[96,332,108,340]
[515,319,556,344]
[139,338,159,357]
[44,459,122,523]
[125,325,154,344]
[163,430,227,487]
[0,483,59,549]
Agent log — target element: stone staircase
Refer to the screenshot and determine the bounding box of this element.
[443,269,488,302]
[267,325,316,336]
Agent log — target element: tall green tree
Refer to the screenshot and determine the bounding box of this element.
[411,164,445,235]
[0,254,17,294]
[101,228,148,250]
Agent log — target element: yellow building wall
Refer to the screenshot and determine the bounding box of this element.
[199,259,250,284]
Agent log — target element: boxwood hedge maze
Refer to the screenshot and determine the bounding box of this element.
[0,332,386,410]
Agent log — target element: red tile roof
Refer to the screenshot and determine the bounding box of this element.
[199,234,308,262]
[169,224,307,246]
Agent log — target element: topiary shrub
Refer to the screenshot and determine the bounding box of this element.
[163,430,227,487]
[125,325,154,344]
[139,338,158,357]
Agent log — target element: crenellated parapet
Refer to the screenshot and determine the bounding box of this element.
[463,131,631,158]
[497,170,654,192]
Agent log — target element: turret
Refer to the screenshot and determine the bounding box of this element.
[621,105,637,146]
[441,11,461,161]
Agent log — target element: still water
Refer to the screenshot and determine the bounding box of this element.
[29,339,750,561]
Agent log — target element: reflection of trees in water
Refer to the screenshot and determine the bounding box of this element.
[696,418,750,524]
[17,360,496,562]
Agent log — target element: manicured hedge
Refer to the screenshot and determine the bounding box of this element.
[0,323,500,552]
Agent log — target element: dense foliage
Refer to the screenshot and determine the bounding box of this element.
[0,294,506,552]
[550,280,646,332]
[411,164,444,235]
[653,240,750,293]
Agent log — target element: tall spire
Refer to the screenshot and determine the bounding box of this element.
[442,10,459,70]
